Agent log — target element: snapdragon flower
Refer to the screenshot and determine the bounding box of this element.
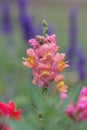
[23,21,68,93]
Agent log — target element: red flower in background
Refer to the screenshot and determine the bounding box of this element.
[0,100,22,120]
[0,102,9,117]
[8,100,22,120]
[0,100,22,130]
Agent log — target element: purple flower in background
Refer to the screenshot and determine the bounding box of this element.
[1,1,12,34]
[76,46,86,81]
[66,7,78,65]
[17,0,35,42]
[66,7,86,81]
[19,14,35,42]
[17,0,27,14]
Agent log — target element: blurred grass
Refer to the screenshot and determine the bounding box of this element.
[0,1,87,102]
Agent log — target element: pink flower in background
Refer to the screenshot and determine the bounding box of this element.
[65,102,76,120]
[57,92,68,109]
[65,86,87,122]
[60,92,68,100]
[78,86,87,101]
[23,34,68,92]
[76,86,87,121]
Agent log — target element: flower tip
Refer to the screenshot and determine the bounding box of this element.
[22,57,25,60]
[60,93,68,100]
[42,19,48,26]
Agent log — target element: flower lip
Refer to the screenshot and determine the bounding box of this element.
[58,61,65,71]
[56,81,68,93]
[27,57,35,66]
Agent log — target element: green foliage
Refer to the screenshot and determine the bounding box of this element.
[8,83,87,130]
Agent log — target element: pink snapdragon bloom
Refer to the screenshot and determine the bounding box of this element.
[23,34,68,92]
[53,53,69,72]
[28,39,39,49]
[66,86,87,122]
[32,63,53,87]
[37,44,59,58]
[43,34,56,44]
[23,49,38,68]
[54,74,68,93]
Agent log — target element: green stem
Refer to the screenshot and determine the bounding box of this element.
[42,87,48,100]
[39,122,44,130]
[45,88,48,100]
[42,20,48,37]
[30,105,38,113]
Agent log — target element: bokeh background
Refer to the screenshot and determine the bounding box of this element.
[0,1,87,128]
[0,0,87,130]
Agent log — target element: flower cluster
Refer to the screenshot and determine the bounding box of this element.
[0,100,22,130]
[66,87,87,122]
[23,34,68,93]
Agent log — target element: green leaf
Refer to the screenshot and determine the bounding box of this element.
[30,85,47,111]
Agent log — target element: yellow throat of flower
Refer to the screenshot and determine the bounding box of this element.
[40,70,50,77]
[58,61,65,71]
[57,81,64,87]
[56,81,67,93]
[44,52,52,57]
[27,57,35,66]
[41,70,50,76]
